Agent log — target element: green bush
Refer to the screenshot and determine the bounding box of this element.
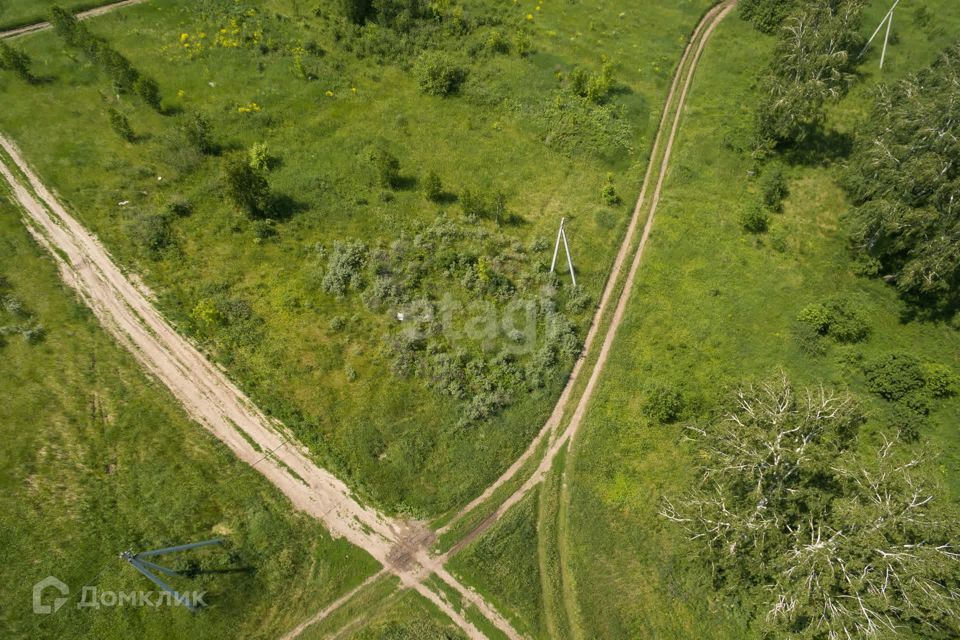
[223,155,270,218]
[922,363,959,398]
[739,0,797,33]
[321,241,368,296]
[740,203,769,233]
[796,297,870,344]
[107,107,134,142]
[600,173,621,205]
[863,353,926,401]
[645,384,684,423]
[179,111,214,154]
[760,164,788,211]
[373,147,401,189]
[887,404,926,443]
[0,42,34,82]
[422,170,443,201]
[415,52,465,96]
[126,211,173,257]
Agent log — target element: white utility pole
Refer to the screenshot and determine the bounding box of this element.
[860,0,901,70]
[550,217,577,287]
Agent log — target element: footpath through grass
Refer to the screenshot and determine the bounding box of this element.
[561,2,960,638]
[0,194,379,639]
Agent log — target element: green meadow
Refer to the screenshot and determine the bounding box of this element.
[0,194,379,639]
[0,0,713,517]
[561,2,960,637]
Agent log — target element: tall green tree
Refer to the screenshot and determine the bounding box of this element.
[662,376,960,639]
[845,43,960,313]
[756,0,864,148]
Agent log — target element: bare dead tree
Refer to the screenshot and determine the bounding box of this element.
[661,377,960,638]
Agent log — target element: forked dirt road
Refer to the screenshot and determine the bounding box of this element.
[0,137,518,640]
[1,1,735,637]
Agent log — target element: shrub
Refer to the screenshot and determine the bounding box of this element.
[223,156,270,218]
[373,147,401,189]
[740,203,769,233]
[179,111,214,154]
[797,303,831,335]
[0,42,34,82]
[760,164,788,211]
[798,297,871,344]
[249,142,269,171]
[415,52,465,97]
[863,353,926,401]
[107,108,134,142]
[739,0,797,33]
[422,170,443,201]
[600,173,621,205]
[321,241,368,296]
[133,75,162,111]
[645,385,684,423]
[824,298,870,343]
[127,211,173,257]
[165,196,192,218]
[888,404,925,443]
[922,363,958,398]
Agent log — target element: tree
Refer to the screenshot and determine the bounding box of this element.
[223,156,270,218]
[739,0,797,34]
[179,111,214,154]
[422,170,443,201]
[0,42,34,82]
[845,43,960,312]
[415,52,465,97]
[373,147,401,189]
[756,0,864,147]
[107,108,134,142]
[661,376,960,639]
[133,75,162,111]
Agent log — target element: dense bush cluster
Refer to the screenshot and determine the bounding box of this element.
[863,352,957,442]
[795,296,870,345]
[415,51,466,97]
[314,214,583,427]
[844,43,960,313]
[320,241,368,296]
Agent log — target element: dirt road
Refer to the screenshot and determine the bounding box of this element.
[439,1,737,552]
[0,0,148,39]
[0,136,518,640]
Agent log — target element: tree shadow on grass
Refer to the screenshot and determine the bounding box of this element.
[267,193,308,221]
[781,128,854,167]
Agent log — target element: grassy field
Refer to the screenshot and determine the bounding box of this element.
[0,1,110,31]
[557,2,960,637]
[0,194,379,638]
[0,0,713,517]
[447,490,542,639]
